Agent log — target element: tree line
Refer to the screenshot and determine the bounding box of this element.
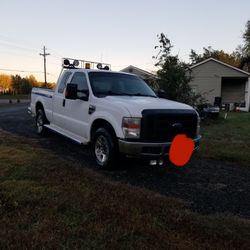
[154,19,250,105]
[0,74,55,95]
[189,20,250,69]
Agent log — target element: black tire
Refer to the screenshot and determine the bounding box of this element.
[91,127,118,169]
[36,109,47,135]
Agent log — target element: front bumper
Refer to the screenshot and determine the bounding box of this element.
[28,106,36,117]
[118,135,201,159]
[28,106,32,114]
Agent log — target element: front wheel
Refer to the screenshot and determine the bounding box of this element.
[91,128,118,169]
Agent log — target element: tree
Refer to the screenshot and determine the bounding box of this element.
[242,20,250,57]
[0,74,11,93]
[28,74,39,87]
[237,20,250,71]
[20,77,32,94]
[153,33,194,104]
[190,47,241,67]
[11,75,22,94]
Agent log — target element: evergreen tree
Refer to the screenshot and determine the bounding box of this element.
[238,20,250,71]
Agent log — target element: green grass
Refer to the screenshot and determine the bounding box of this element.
[0,130,250,249]
[200,112,250,166]
[0,94,30,100]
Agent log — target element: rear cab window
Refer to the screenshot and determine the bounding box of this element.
[70,72,89,99]
[58,71,72,94]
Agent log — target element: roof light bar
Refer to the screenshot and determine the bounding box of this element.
[73,60,79,67]
[62,58,111,70]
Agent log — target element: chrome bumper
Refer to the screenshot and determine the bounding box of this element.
[118,135,201,158]
[27,106,36,118]
[28,106,35,117]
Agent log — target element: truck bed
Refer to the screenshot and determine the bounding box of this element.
[32,87,55,98]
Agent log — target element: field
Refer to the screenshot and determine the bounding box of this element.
[0,94,30,100]
[0,107,250,249]
[200,112,250,166]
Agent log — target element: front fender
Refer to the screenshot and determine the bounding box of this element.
[88,111,125,141]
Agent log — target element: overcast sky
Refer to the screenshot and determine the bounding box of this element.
[0,0,250,82]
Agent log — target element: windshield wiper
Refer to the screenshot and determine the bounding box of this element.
[106,91,137,96]
[107,91,157,97]
[107,91,127,96]
[96,91,156,97]
[95,91,130,97]
[133,93,157,98]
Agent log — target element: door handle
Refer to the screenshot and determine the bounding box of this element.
[62,99,66,107]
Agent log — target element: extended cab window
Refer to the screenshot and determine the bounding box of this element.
[58,71,72,93]
[70,72,88,99]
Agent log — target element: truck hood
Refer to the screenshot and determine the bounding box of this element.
[104,96,193,117]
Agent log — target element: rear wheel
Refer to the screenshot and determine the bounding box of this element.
[36,109,47,135]
[91,128,118,169]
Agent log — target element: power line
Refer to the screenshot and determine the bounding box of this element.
[0,68,44,73]
[0,34,48,53]
[0,40,39,53]
[47,48,63,59]
[0,34,63,63]
[0,68,57,79]
[39,46,50,86]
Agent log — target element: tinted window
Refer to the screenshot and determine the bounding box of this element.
[70,72,88,98]
[88,72,156,97]
[58,71,72,93]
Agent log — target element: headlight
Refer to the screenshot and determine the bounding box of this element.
[122,117,141,139]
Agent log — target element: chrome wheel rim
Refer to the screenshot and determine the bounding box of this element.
[95,135,109,164]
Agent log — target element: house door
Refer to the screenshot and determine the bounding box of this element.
[221,77,246,103]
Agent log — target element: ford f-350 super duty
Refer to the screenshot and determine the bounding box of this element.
[29,58,201,169]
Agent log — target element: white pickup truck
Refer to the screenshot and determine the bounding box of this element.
[29,58,201,169]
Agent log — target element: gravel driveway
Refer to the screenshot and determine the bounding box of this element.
[1,103,250,219]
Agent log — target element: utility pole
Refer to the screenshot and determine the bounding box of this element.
[39,46,50,87]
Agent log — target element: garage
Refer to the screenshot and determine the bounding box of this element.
[189,58,250,111]
[221,77,247,104]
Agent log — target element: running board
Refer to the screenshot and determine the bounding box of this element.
[44,124,88,145]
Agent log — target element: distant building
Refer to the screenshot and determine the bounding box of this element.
[189,58,250,111]
[120,65,158,89]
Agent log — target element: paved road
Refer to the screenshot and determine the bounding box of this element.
[1,103,250,218]
[0,99,30,104]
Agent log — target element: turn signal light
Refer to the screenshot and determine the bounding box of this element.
[122,117,141,138]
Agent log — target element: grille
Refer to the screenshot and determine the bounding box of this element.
[140,109,197,142]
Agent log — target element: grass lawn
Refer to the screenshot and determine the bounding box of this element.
[200,112,250,166]
[0,130,250,249]
[0,94,30,100]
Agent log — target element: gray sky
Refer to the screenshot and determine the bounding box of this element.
[0,0,249,82]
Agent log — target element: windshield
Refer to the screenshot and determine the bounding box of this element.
[88,72,157,98]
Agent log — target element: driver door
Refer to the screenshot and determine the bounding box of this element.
[63,72,91,140]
